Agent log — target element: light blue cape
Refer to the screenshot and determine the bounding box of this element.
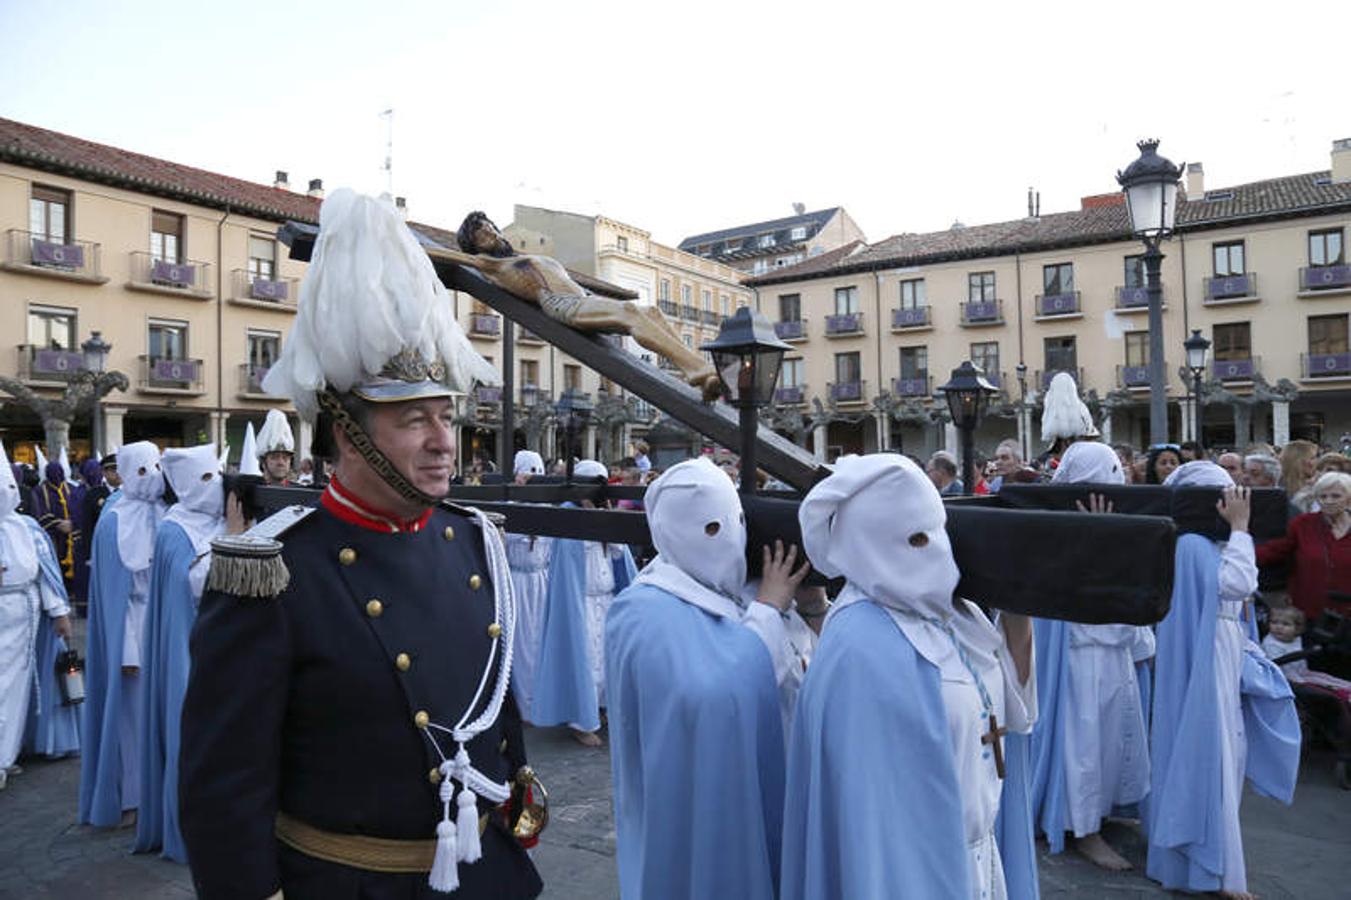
[22,516,81,758]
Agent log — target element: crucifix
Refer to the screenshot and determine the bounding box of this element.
[981,713,1009,779]
[276,219,1179,628]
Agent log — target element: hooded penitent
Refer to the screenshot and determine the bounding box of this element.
[1050,440,1125,485]
[513,450,545,478]
[639,457,748,604]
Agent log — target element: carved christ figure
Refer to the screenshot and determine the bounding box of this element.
[440,213,722,400]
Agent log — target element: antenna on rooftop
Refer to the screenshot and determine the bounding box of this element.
[379,108,394,195]
[792,202,806,215]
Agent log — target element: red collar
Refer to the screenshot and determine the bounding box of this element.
[321,475,433,534]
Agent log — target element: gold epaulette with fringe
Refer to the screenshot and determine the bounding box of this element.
[206,505,315,599]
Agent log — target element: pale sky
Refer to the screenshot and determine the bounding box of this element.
[2,0,1348,246]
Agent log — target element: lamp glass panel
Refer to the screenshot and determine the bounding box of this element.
[1126,181,1164,235]
[1186,341,1208,370]
[752,349,784,405]
[1159,180,1179,233]
[83,345,105,373]
[712,349,746,402]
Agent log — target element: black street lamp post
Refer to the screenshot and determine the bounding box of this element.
[1184,328,1211,446]
[555,388,593,483]
[81,330,112,454]
[702,307,791,495]
[939,360,998,497]
[1118,139,1184,446]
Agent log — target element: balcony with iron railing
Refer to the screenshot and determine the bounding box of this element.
[960,298,1004,326]
[1117,363,1153,389]
[237,363,284,399]
[468,312,501,337]
[681,304,699,321]
[127,252,212,298]
[1036,367,1085,391]
[824,312,864,337]
[16,345,86,385]
[701,309,720,326]
[1203,273,1259,305]
[519,384,549,407]
[1301,351,1351,381]
[893,374,932,398]
[1213,356,1261,382]
[229,270,298,311]
[658,299,679,317]
[891,306,931,330]
[474,385,503,405]
[828,379,867,404]
[773,384,806,406]
[1299,265,1351,297]
[1035,291,1082,319]
[1113,285,1164,312]
[774,319,807,342]
[138,355,205,395]
[517,328,545,344]
[3,229,107,284]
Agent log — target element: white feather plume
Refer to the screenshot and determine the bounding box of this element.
[263,189,501,419]
[1040,371,1095,442]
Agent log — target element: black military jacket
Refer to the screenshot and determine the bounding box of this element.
[179,503,542,900]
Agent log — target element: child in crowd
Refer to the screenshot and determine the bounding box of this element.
[1262,607,1351,788]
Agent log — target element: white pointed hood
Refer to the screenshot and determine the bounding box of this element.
[0,441,38,587]
[239,422,262,476]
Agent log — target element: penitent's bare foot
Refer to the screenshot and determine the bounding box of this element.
[1073,832,1132,871]
[571,728,603,748]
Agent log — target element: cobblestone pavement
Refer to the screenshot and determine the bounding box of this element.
[1,722,1346,899]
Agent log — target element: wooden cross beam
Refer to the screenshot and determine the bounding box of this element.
[278,221,831,492]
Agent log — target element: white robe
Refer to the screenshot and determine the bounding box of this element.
[506,532,551,719]
[1213,532,1259,893]
[0,529,69,770]
[741,598,818,739]
[583,541,617,707]
[1063,623,1151,834]
[887,600,1037,900]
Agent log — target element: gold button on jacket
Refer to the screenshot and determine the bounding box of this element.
[468,574,482,590]
[338,547,357,566]
[443,526,455,541]
[413,710,430,729]
[395,653,411,672]
[487,622,502,639]
[365,599,384,618]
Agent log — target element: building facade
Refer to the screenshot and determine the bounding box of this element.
[678,206,866,276]
[746,141,1351,462]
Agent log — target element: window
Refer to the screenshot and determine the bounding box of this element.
[1310,228,1345,267]
[752,259,770,275]
[790,226,807,241]
[616,236,629,252]
[1043,263,1073,295]
[247,329,280,369]
[148,319,188,360]
[834,286,860,316]
[1124,332,1150,367]
[248,235,276,282]
[779,293,802,321]
[659,279,670,301]
[29,185,70,243]
[970,341,999,376]
[758,234,776,248]
[682,334,693,348]
[1212,322,1252,361]
[775,254,803,268]
[899,346,928,379]
[1123,254,1145,288]
[900,278,926,310]
[835,351,861,383]
[681,284,692,304]
[521,359,539,387]
[720,295,729,316]
[969,272,996,302]
[27,305,76,349]
[1044,336,1077,374]
[702,289,712,311]
[1213,241,1245,276]
[1308,315,1348,355]
[151,211,184,263]
[780,358,804,387]
[563,364,580,391]
[724,239,741,253]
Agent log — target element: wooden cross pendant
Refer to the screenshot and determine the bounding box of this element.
[981,713,1009,779]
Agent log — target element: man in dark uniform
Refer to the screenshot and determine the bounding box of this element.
[179,188,536,899]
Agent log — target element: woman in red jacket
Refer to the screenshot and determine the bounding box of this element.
[1257,471,1351,621]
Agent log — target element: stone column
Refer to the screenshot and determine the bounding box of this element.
[583,424,597,461]
[208,411,231,451]
[813,423,828,462]
[103,406,127,450]
[1178,398,1194,443]
[297,418,314,465]
[1101,410,1114,445]
[875,411,890,451]
[1272,399,1291,447]
[944,422,959,457]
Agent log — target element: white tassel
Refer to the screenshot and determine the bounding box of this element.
[456,786,482,863]
[429,770,459,893]
[428,817,460,893]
